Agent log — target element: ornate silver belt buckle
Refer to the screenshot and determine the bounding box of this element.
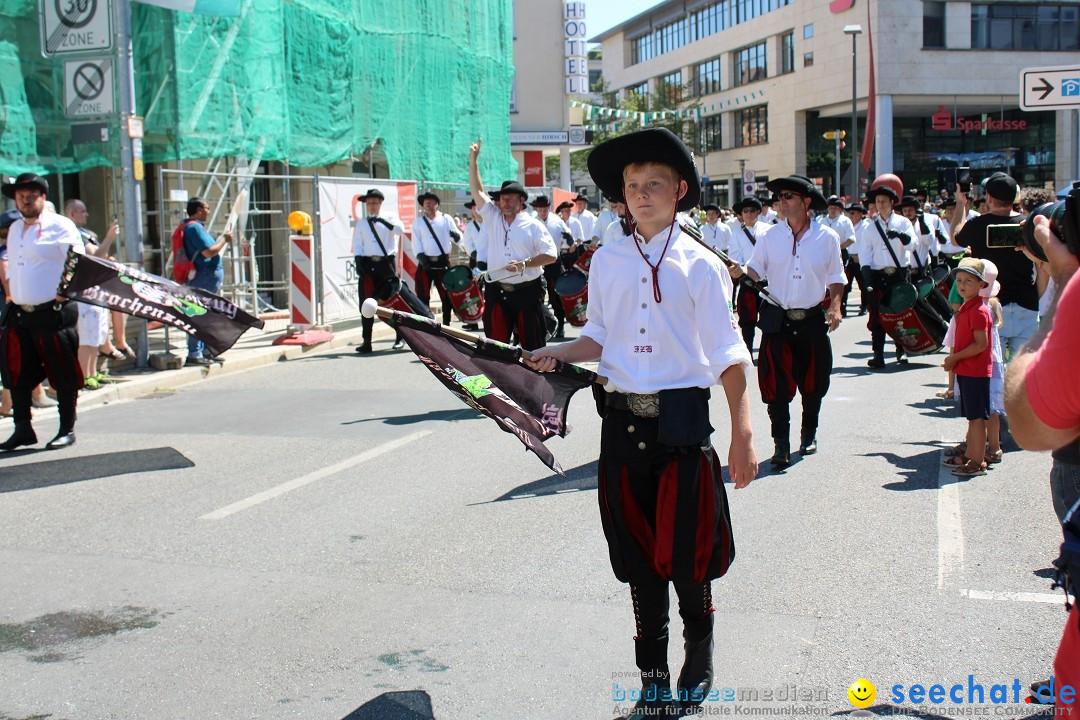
[883,267,897,276]
[627,393,659,418]
[19,304,35,313]
[787,309,807,321]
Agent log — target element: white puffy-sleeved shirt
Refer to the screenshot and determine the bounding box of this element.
[566,216,585,245]
[572,209,595,239]
[861,213,915,270]
[7,211,85,306]
[701,221,733,254]
[544,214,574,252]
[594,208,618,240]
[601,217,627,246]
[579,223,751,394]
[850,218,872,258]
[413,211,458,257]
[352,212,404,258]
[907,213,939,269]
[822,214,856,245]
[462,218,482,255]
[747,219,846,311]
[728,220,771,265]
[478,202,557,284]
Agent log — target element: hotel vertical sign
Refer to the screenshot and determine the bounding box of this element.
[564,3,588,95]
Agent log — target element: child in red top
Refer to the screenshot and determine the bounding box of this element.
[943,257,993,477]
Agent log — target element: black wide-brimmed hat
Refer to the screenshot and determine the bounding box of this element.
[899,194,920,209]
[360,188,385,201]
[464,199,476,209]
[587,128,700,212]
[2,173,49,199]
[530,195,551,208]
[702,204,721,213]
[491,180,528,201]
[766,174,828,212]
[827,195,844,208]
[555,201,574,213]
[865,185,900,203]
[846,203,867,213]
[732,197,763,214]
[573,193,588,202]
[417,192,440,205]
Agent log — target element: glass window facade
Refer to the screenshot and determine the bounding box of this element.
[733,42,767,87]
[702,114,723,152]
[734,105,768,147]
[923,1,945,48]
[659,71,682,103]
[695,57,721,96]
[971,4,1080,51]
[780,32,795,74]
[631,0,792,65]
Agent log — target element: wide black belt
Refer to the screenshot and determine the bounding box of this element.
[605,391,660,418]
[784,306,824,322]
[15,300,65,314]
[496,278,541,292]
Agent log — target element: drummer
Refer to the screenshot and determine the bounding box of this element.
[845,203,871,316]
[414,192,460,325]
[600,200,628,246]
[899,195,937,275]
[467,140,557,350]
[860,180,917,368]
[728,197,772,352]
[556,201,586,250]
[701,204,733,254]
[729,175,845,468]
[533,195,575,339]
[352,188,406,353]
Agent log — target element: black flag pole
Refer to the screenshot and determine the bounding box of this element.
[359,298,607,386]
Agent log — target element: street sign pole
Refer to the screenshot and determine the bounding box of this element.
[114,0,148,365]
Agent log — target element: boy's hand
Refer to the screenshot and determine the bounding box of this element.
[942,354,957,372]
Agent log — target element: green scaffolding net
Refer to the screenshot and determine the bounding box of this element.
[0,0,517,183]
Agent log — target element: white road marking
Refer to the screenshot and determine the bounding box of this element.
[938,442,965,589]
[965,590,1065,604]
[200,430,431,520]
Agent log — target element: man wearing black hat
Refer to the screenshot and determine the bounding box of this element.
[0,173,86,450]
[845,203,871,315]
[594,197,619,242]
[467,140,557,350]
[952,173,1040,358]
[572,193,596,242]
[729,197,771,352]
[525,127,756,718]
[413,192,459,325]
[459,200,483,330]
[730,175,845,467]
[532,196,574,338]
[821,197,857,316]
[701,204,732,255]
[860,180,917,368]
[351,188,406,352]
[555,201,585,247]
[899,195,938,273]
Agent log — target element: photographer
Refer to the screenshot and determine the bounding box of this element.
[953,174,1045,359]
[1004,216,1080,520]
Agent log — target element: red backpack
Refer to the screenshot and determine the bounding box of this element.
[169,219,198,283]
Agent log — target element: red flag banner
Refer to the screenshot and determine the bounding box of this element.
[391,311,597,474]
[860,1,876,174]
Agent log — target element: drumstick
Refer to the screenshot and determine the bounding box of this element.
[360,298,607,386]
[476,259,528,281]
[690,236,782,306]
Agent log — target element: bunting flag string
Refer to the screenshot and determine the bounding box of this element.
[570,89,766,130]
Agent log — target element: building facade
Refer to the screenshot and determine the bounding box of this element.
[591,0,1080,205]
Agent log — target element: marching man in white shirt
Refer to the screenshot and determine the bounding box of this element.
[845,202,871,316]
[468,140,557,350]
[351,188,406,353]
[728,197,771,352]
[525,128,756,719]
[571,194,596,242]
[0,173,86,450]
[532,195,574,339]
[413,192,460,326]
[860,179,917,368]
[701,204,733,255]
[729,175,845,468]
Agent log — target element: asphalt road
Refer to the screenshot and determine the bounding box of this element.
[0,314,1068,720]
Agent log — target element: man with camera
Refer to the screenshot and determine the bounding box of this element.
[952,173,1043,360]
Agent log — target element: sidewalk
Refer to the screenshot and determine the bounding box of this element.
[69,312,401,410]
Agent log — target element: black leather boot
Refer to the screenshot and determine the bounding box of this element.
[676,614,714,714]
[0,422,37,451]
[46,428,76,450]
[627,636,673,719]
[770,440,791,468]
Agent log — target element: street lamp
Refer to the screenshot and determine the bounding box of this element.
[843,24,862,198]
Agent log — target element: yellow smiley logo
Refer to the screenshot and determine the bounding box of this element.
[848,678,876,708]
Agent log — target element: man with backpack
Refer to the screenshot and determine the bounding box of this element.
[177,197,232,366]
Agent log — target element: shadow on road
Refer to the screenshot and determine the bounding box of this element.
[865,447,942,491]
[907,396,956,418]
[341,690,435,720]
[342,408,480,426]
[0,447,194,491]
[833,358,937,379]
[472,459,599,504]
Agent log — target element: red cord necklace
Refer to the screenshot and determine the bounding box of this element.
[627,205,678,304]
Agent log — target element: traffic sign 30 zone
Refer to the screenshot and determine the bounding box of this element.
[1021,65,1080,110]
[40,0,113,55]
